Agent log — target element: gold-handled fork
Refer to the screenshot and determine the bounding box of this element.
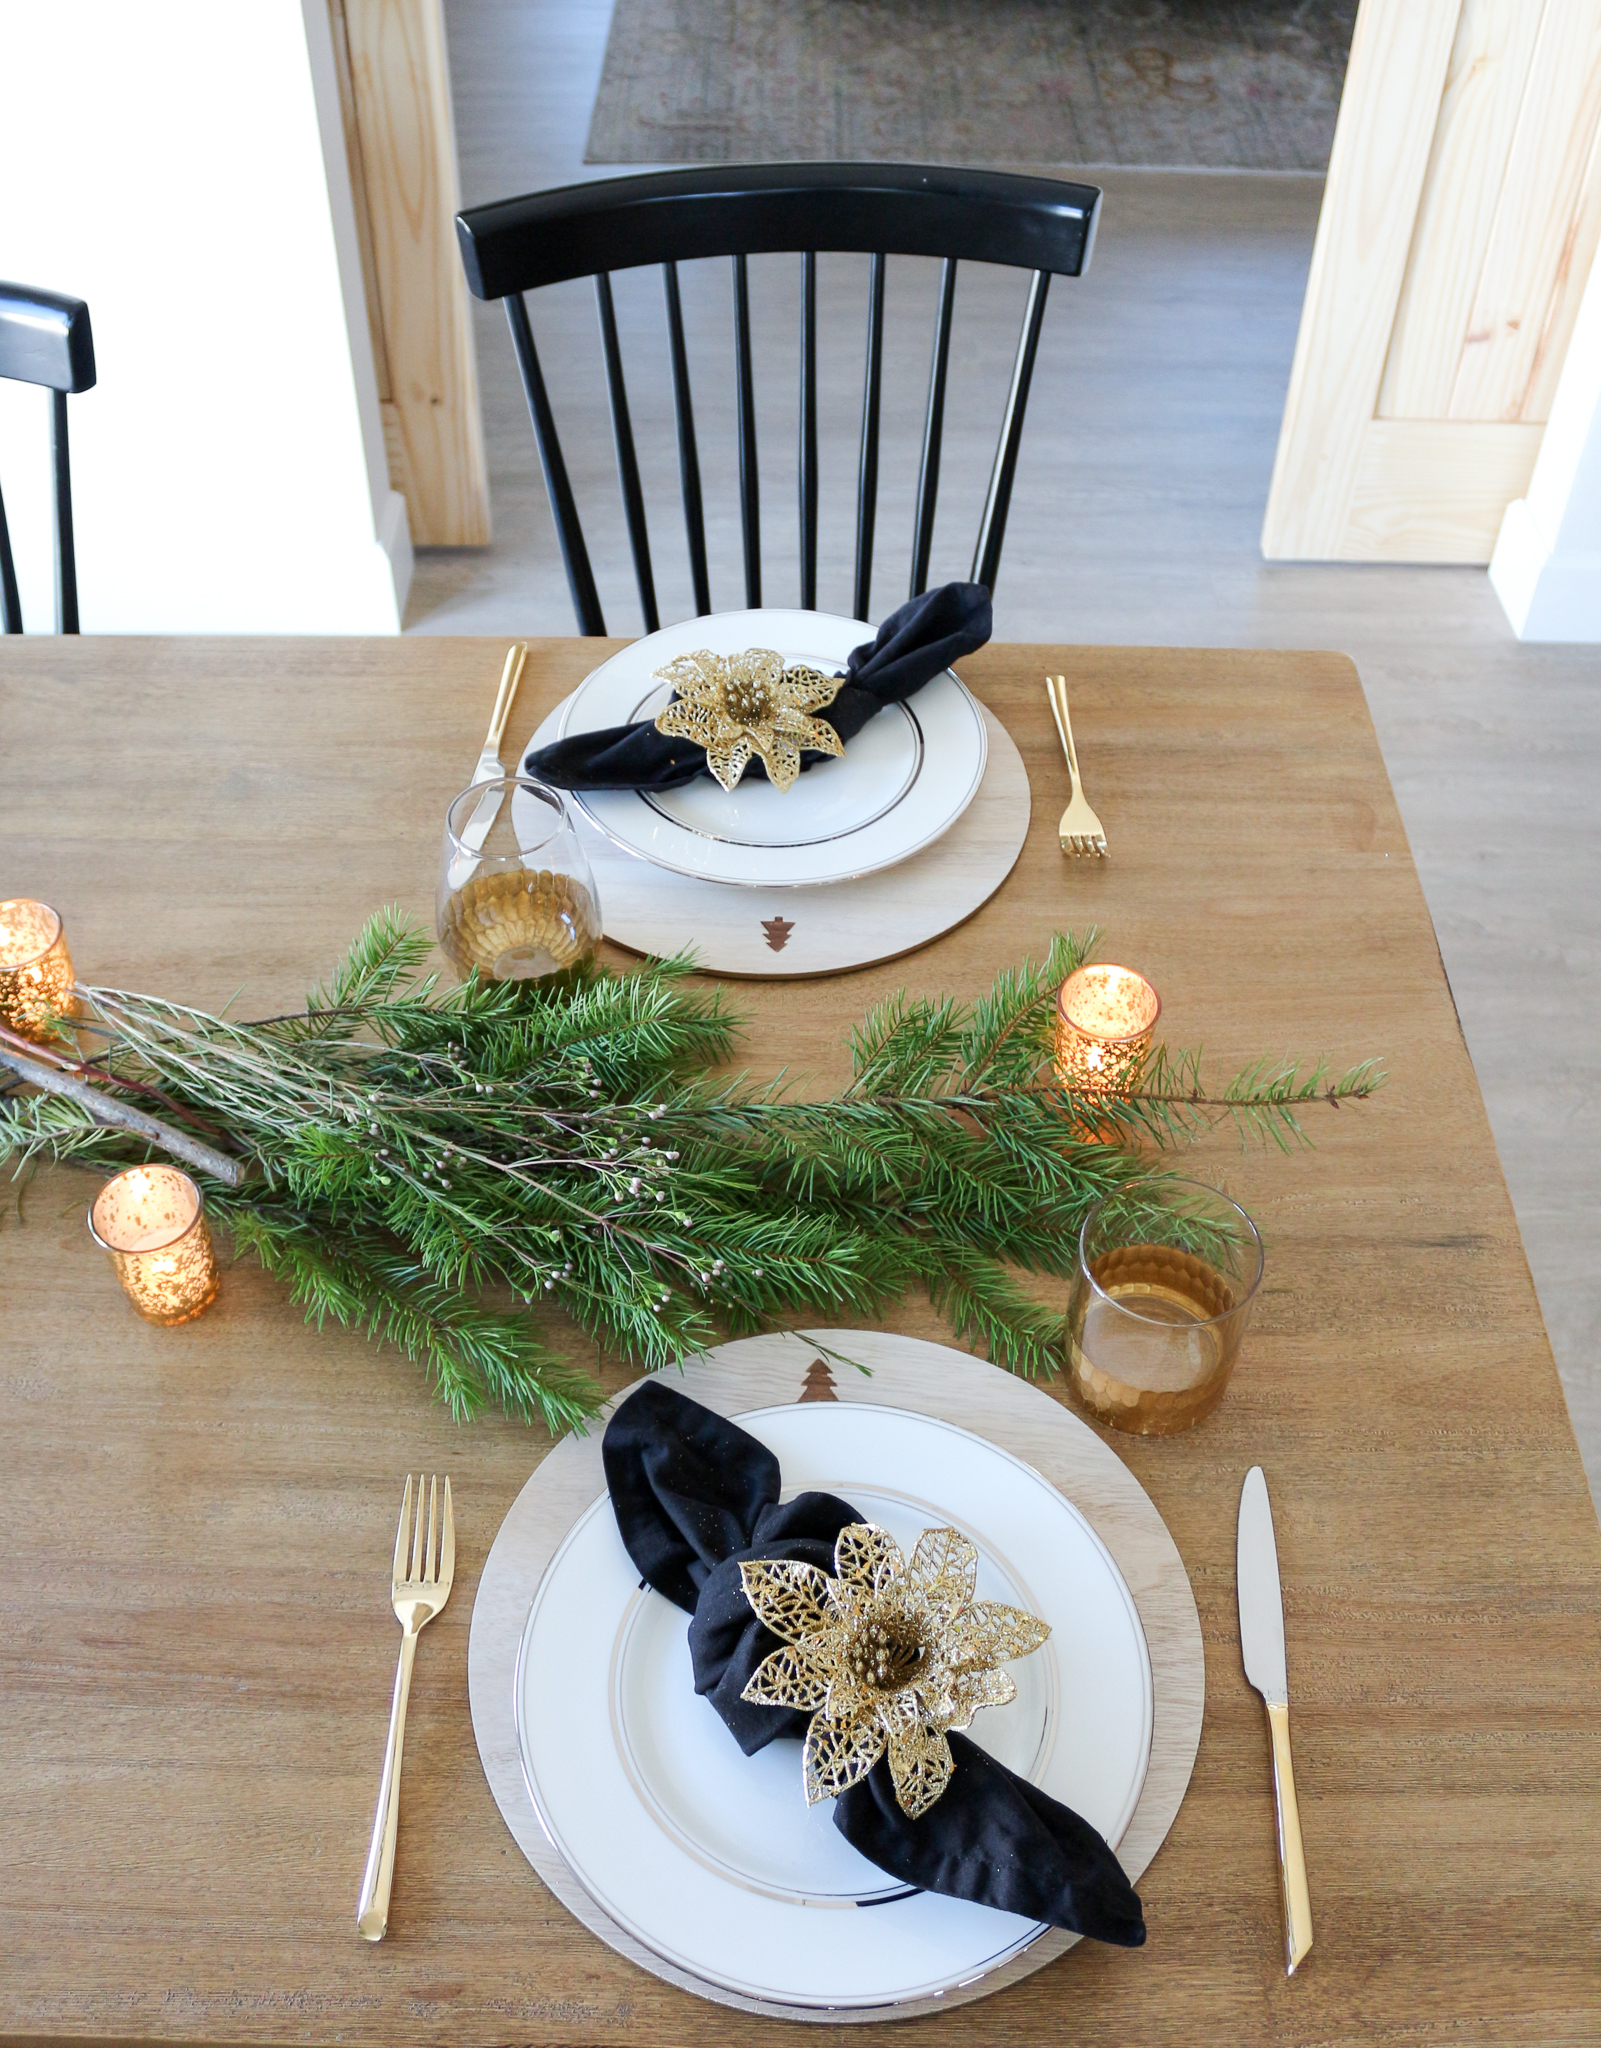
[356,1474,455,1941]
[457,642,530,859]
[1045,674,1107,857]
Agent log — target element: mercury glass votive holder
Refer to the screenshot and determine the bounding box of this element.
[1067,1177,1263,1434]
[1054,964,1161,1094]
[88,1165,220,1326]
[437,776,602,982]
[0,899,76,1042]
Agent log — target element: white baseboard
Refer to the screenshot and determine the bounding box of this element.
[1490,497,1601,643]
[378,487,414,629]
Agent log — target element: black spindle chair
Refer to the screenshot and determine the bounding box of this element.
[455,164,1101,635]
[0,283,96,633]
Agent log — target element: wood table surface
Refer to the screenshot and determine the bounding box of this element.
[2,637,1597,2048]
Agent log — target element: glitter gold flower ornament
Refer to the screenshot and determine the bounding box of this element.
[739,1523,1050,1819]
[652,648,845,793]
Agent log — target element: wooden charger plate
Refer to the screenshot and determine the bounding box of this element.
[468,1330,1204,2024]
[519,706,1030,978]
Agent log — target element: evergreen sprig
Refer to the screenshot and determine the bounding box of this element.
[1,913,1380,1430]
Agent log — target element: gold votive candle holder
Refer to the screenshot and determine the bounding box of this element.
[1067,1177,1263,1434]
[0,898,76,1042]
[88,1165,220,1326]
[1054,964,1161,1094]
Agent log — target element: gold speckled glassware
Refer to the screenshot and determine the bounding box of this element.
[88,1165,220,1325]
[437,776,602,981]
[0,899,76,1042]
[1067,1177,1263,1434]
[1053,963,1160,1093]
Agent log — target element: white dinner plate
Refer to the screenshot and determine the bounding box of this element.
[513,1401,1153,2012]
[551,610,989,888]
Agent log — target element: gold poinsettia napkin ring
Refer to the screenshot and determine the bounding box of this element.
[652,647,845,793]
[738,1521,1050,1819]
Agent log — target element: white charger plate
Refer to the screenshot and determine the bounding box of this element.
[553,609,988,888]
[512,1401,1153,2012]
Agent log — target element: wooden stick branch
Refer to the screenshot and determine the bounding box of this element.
[0,1042,248,1188]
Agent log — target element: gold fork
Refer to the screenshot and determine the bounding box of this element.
[1046,674,1107,858]
[356,1474,455,1941]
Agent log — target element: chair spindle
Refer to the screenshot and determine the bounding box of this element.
[910,258,958,600]
[662,262,711,617]
[799,251,818,611]
[0,478,20,633]
[595,273,659,634]
[732,254,761,607]
[971,269,1051,596]
[854,253,886,623]
[50,390,78,633]
[506,293,606,635]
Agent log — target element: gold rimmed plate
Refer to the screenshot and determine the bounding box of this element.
[547,610,988,888]
[468,1331,1205,2025]
[511,1401,1152,2012]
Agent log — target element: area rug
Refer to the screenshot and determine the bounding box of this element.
[585,0,1356,171]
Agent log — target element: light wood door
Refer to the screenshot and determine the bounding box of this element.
[329,0,491,547]
[1263,0,1601,563]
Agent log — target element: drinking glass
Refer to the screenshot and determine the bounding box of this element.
[436,776,602,981]
[1067,1177,1263,1434]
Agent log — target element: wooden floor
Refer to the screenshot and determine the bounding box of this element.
[414,0,1601,1508]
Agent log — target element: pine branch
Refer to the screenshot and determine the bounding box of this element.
[0,917,1381,1428]
[1047,1050,1384,1150]
[958,930,1095,1088]
[223,1207,601,1431]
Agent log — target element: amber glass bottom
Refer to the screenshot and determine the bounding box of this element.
[1068,1243,1244,1434]
[438,867,601,981]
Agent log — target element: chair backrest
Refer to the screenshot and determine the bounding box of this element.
[0,282,96,634]
[455,164,1101,635]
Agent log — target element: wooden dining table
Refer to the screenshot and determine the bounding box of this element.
[2,636,1598,2048]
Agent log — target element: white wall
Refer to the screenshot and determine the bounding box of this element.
[1490,239,1601,643]
[0,0,410,633]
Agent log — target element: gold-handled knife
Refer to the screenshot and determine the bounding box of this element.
[1237,1464,1314,1974]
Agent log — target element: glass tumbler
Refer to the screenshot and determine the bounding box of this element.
[1067,1176,1264,1434]
[437,776,602,982]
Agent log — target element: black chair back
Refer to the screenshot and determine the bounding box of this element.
[0,282,96,633]
[455,164,1100,635]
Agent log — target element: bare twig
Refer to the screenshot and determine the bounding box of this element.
[0,1019,238,1141]
[0,1043,248,1188]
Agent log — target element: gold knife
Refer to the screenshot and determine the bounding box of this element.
[1237,1464,1313,1974]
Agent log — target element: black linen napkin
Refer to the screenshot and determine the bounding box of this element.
[601,1380,1146,1946]
[526,582,993,793]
